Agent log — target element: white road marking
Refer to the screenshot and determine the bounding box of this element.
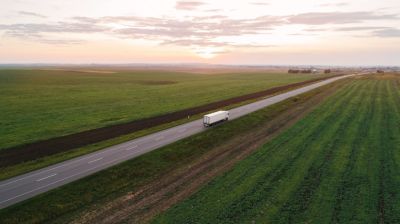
[0,177,30,188]
[0,147,122,187]
[88,157,103,164]
[125,145,138,151]
[36,174,57,182]
[0,156,126,206]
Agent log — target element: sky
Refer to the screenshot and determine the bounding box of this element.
[0,0,399,66]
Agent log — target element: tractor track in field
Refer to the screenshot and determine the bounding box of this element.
[0,75,339,167]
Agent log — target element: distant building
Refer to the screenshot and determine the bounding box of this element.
[377,70,385,73]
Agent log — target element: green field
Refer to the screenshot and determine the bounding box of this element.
[0,77,338,224]
[153,74,400,223]
[0,69,322,150]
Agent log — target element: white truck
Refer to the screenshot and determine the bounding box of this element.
[203,111,229,127]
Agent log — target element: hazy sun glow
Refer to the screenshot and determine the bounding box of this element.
[0,0,399,65]
[195,47,221,59]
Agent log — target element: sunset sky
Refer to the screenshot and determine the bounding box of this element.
[0,0,399,65]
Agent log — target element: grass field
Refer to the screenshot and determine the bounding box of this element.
[0,69,323,150]
[0,77,341,224]
[153,74,400,224]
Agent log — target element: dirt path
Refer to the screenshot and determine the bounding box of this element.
[70,78,346,224]
[0,75,339,167]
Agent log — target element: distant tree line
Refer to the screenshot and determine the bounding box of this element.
[288,69,332,74]
[288,69,312,74]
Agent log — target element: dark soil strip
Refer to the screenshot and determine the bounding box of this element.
[0,75,339,167]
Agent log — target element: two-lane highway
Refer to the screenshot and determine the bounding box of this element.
[0,74,354,209]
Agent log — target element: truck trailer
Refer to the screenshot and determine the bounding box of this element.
[203,111,229,127]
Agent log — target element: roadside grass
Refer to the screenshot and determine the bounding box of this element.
[0,78,339,224]
[0,73,328,181]
[0,69,324,150]
[152,74,400,224]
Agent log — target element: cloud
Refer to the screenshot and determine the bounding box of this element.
[303,28,327,32]
[373,28,400,37]
[204,9,222,13]
[0,22,106,34]
[162,39,226,47]
[161,38,273,49]
[303,25,398,34]
[91,14,281,39]
[288,11,398,25]
[35,38,85,45]
[0,21,105,45]
[175,1,205,10]
[319,2,348,7]
[18,11,47,18]
[335,26,388,31]
[251,2,269,6]
[1,29,84,45]
[1,10,399,48]
[0,14,282,48]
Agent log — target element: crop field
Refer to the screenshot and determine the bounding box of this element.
[153,74,400,223]
[0,77,343,224]
[0,69,323,150]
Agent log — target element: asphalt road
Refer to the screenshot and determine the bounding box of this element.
[0,74,354,209]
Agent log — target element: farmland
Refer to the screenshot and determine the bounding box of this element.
[0,75,345,224]
[153,74,400,223]
[0,69,323,150]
